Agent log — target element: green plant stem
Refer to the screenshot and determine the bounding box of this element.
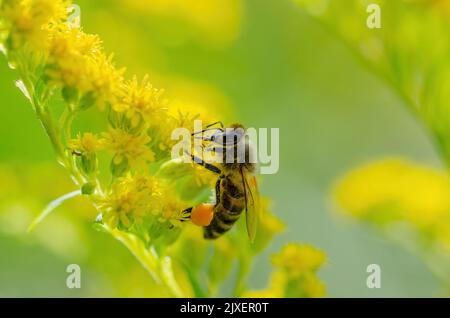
[35,106,85,185]
[106,227,185,298]
[19,69,66,167]
[382,224,450,286]
[60,107,76,144]
[58,107,88,185]
[233,253,252,297]
[28,190,82,232]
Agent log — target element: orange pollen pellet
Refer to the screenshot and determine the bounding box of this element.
[191,204,214,226]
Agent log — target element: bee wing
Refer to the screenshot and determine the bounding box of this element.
[240,166,260,242]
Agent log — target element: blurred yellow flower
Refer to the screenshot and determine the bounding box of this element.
[272,243,327,277]
[1,0,69,49]
[46,28,99,88]
[333,158,450,227]
[244,272,285,298]
[297,272,327,297]
[245,243,326,298]
[123,0,243,47]
[46,27,125,107]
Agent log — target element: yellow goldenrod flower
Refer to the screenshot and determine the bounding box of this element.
[86,53,125,108]
[46,28,102,90]
[104,128,155,172]
[46,27,125,108]
[99,173,162,228]
[118,75,168,126]
[1,0,69,50]
[47,27,102,61]
[69,132,105,154]
[68,132,105,176]
[99,173,185,229]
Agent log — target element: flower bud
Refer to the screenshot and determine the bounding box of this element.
[79,91,96,111]
[126,113,144,134]
[79,152,97,176]
[81,182,96,195]
[111,155,129,177]
[108,106,121,128]
[62,86,79,105]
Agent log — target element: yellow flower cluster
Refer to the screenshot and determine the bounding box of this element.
[103,128,154,172]
[69,133,105,155]
[46,29,121,104]
[117,75,168,125]
[272,243,326,275]
[1,0,69,49]
[333,158,450,253]
[99,173,183,229]
[0,0,214,232]
[334,158,450,226]
[68,132,105,177]
[245,243,326,298]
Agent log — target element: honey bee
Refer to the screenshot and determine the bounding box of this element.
[181,122,260,241]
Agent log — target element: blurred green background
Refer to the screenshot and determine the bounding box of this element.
[0,0,442,297]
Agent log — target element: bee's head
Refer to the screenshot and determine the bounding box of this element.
[207,123,245,145]
[201,122,257,172]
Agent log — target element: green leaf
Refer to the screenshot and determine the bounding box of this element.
[62,86,79,105]
[27,190,82,232]
[79,91,96,110]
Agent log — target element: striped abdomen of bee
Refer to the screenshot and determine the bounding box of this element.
[204,175,245,239]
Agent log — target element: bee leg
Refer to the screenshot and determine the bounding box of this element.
[214,178,222,206]
[184,150,222,174]
[192,127,223,137]
[180,207,193,221]
[206,121,224,129]
[191,121,225,137]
